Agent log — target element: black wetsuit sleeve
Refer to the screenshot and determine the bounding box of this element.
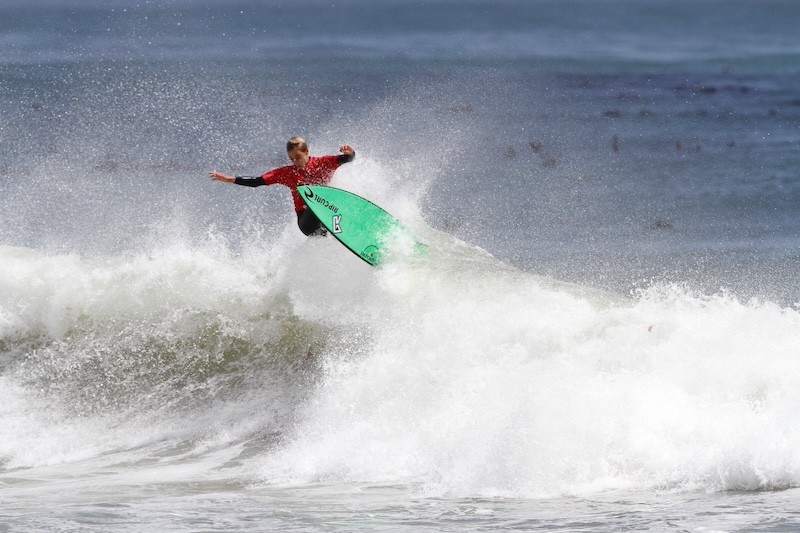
[337,151,355,165]
[234,176,266,187]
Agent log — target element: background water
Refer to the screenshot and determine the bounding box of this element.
[2,1,800,531]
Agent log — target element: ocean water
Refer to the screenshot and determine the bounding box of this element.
[2,1,800,531]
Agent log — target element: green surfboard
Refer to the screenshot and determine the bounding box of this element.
[298,185,423,266]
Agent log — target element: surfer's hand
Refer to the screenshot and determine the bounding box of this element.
[339,144,354,156]
[209,170,234,183]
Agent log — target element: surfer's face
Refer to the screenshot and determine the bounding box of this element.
[288,148,309,169]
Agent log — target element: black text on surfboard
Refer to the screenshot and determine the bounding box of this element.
[302,186,340,214]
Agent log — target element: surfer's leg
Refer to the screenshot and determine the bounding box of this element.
[297,208,327,237]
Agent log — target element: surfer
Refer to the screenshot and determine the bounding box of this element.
[210,137,356,235]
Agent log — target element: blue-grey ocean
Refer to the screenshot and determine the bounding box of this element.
[2,1,800,531]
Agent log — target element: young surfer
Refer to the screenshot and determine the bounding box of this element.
[210,137,356,235]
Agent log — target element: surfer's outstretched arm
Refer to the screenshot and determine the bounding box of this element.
[209,170,234,183]
[209,171,265,187]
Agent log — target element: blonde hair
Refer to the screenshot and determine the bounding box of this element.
[286,136,308,152]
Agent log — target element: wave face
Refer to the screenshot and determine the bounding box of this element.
[258,247,800,497]
[3,234,800,499]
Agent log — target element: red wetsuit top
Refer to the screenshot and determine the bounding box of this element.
[234,152,354,212]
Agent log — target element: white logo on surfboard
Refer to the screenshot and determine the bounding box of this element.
[331,215,342,234]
